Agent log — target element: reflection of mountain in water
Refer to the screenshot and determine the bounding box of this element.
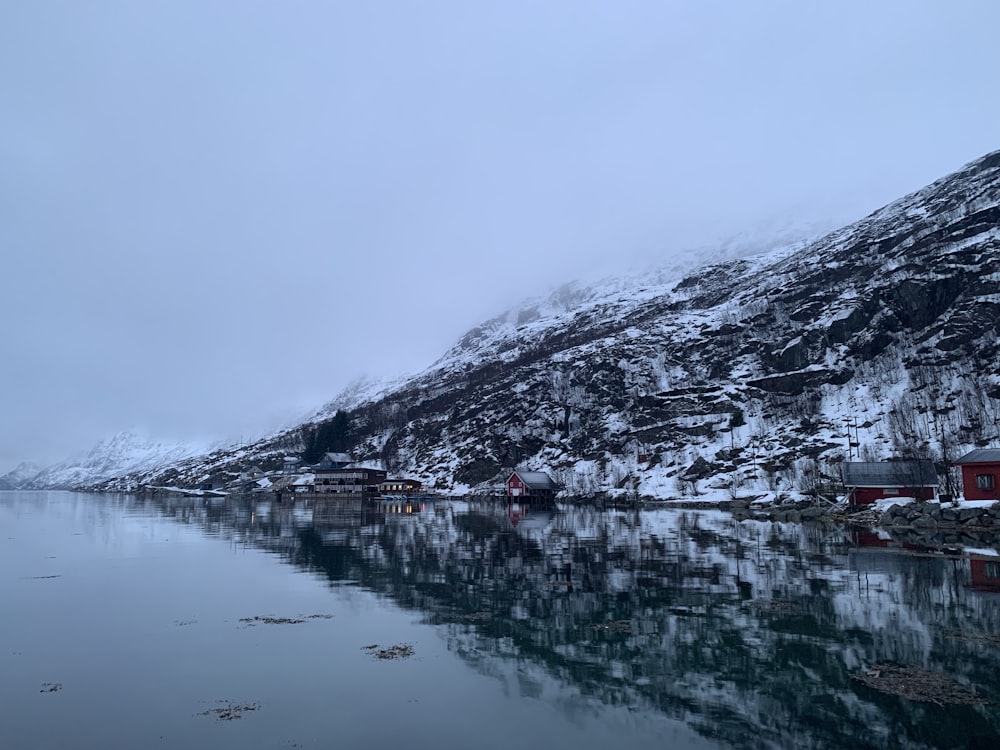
[138,495,1000,749]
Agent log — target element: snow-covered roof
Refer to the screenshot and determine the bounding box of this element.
[322,452,352,462]
[315,464,384,473]
[510,471,559,490]
[841,460,938,488]
[956,448,1000,464]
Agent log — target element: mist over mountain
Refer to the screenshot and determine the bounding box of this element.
[13,150,1000,497]
[3,432,208,491]
[0,462,41,491]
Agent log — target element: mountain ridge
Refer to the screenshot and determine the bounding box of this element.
[13,149,1000,497]
[4,431,210,491]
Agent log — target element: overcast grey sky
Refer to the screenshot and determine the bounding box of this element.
[2,1,999,472]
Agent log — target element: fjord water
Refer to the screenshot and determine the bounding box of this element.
[2,493,999,749]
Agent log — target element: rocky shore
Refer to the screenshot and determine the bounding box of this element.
[728,496,1000,546]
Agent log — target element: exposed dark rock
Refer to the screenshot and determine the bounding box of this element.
[70,149,1000,500]
[454,460,503,486]
[747,369,835,396]
[683,456,716,481]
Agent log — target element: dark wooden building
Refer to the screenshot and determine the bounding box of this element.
[314,466,387,494]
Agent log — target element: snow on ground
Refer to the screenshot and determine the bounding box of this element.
[872,497,916,512]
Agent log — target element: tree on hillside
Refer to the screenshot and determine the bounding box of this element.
[301,411,353,464]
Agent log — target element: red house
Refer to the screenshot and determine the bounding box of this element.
[841,460,938,505]
[506,471,559,499]
[955,449,1000,502]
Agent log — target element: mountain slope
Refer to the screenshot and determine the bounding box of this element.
[89,150,1000,496]
[0,462,42,490]
[19,432,209,491]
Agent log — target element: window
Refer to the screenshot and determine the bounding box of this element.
[975,474,996,491]
[986,562,1000,580]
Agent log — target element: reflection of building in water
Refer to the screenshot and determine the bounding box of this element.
[372,498,425,515]
[312,496,381,529]
[969,552,1000,592]
[139,494,1000,748]
[506,501,555,530]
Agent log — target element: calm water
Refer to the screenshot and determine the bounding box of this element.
[2,492,999,749]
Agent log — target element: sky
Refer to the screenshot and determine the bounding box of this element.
[2,1,1000,473]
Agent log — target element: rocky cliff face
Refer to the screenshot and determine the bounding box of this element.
[86,150,1000,496]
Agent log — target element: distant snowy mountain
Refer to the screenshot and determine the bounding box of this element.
[86,150,1000,498]
[0,461,43,490]
[18,431,208,491]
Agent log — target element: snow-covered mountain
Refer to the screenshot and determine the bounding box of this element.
[57,150,1000,496]
[0,461,43,490]
[13,431,209,491]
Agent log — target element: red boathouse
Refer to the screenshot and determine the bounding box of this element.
[841,460,938,505]
[506,471,559,499]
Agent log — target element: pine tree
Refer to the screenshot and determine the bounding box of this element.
[301,411,354,464]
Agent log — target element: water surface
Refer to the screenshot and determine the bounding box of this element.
[2,492,999,749]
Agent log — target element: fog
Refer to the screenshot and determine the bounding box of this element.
[3,1,999,472]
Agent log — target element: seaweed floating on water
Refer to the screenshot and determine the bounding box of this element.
[853,664,990,705]
[198,701,261,721]
[239,613,333,626]
[363,643,414,660]
[240,616,306,626]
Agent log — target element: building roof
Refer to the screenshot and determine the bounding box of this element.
[841,460,938,488]
[313,452,355,470]
[321,452,353,463]
[315,465,385,474]
[956,449,1000,464]
[509,471,559,490]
